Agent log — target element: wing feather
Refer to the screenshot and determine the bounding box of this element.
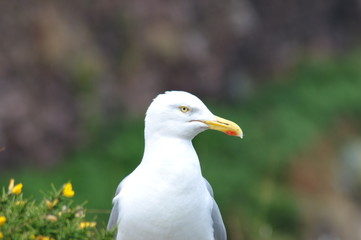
[107,181,124,230]
[203,178,227,240]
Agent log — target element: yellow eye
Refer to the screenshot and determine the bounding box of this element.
[179,106,190,113]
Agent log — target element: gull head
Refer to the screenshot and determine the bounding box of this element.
[144,91,243,141]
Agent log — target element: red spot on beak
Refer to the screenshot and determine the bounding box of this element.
[225,130,237,136]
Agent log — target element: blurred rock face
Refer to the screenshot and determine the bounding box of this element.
[289,135,361,240]
[339,139,361,201]
[0,0,360,168]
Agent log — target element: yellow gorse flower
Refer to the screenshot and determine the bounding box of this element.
[16,200,25,206]
[0,231,3,239]
[46,199,59,209]
[12,183,23,194]
[8,179,23,195]
[79,221,96,229]
[0,216,6,226]
[8,179,14,191]
[62,182,75,198]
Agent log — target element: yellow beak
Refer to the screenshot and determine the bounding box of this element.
[200,116,243,138]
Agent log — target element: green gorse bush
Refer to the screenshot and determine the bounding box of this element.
[0,179,115,240]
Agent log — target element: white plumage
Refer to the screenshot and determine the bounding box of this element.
[108,91,242,240]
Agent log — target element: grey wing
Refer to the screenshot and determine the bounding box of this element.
[211,200,227,240]
[204,178,227,240]
[107,182,123,230]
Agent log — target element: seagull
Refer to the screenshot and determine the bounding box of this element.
[108,91,243,240]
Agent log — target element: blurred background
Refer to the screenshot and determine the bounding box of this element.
[1,0,361,239]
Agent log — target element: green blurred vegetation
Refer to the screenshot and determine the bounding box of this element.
[1,51,361,239]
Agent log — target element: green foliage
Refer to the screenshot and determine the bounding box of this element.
[0,180,115,240]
